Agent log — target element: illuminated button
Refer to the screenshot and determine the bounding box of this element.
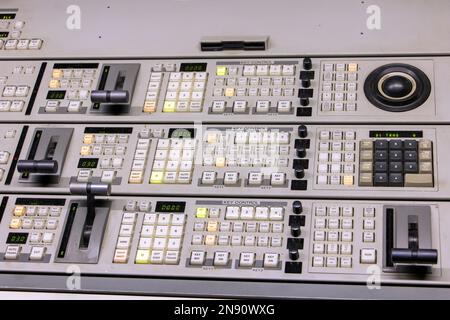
[224,88,235,97]
[9,218,22,229]
[113,249,129,263]
[216,66,227,76]
[129,171,143,184]
[348,63,358,72]
[82,134,94,145]
[143,100,157,113]
[196,207,209,218]
[207,221,218,232]
[343,175,354,186]
[52,69,63,78]
[205,234,216,246]
[80,145,92,156]
[150,171,164,184]
[163,101,176,112]
[135,249,151,264]
[49,79,60,89]
[13,206,26,217]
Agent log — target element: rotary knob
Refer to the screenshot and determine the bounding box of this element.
[289,249,299,260]
[291,226,301,237]
[297,125,308,138]
[292,201,303,214]
[303,57,312,70]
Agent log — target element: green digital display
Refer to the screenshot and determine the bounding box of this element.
[180,63,207,72]
[0,32,9,38]
[77,158,99,169]
[6,232,28,244]
[369,131,423,138]
[0,13,16,20]
[46,90,66,100]
[155,201,186,213]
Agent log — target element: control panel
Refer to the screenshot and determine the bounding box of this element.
[0,57,448,123]
[1,0,450,299]
[0,195,445,286]
[0,123,448,199]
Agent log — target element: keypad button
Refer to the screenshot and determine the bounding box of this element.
[389,173,404,187]
[404,162,418,173]
[374,140,388,150]
[374,162,387,173]
[389,162,403,173]
[373,173,388,186]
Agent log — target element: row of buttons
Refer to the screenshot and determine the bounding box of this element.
[189,251,280,268]
[210,100,293,114]
[201,171,287,186]
[0,38,43,50]
[213,87,295,97]
[192,234,283,247]
[143,72,163,113]
[128,135,151,184]
[216,64,295,77]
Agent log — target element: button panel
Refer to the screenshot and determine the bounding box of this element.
[309,203,380,273]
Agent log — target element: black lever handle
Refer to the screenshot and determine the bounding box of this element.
[91,90,129,103]
[391,248,438,265]
[69,182,111,249]
[17,159,58,174]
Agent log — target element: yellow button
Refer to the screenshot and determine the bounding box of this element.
[225,88,235,97]
[128,170,144,184]
[207,221,218,232]
[150,171,164,184]
[9,218,21,229]
[163,101,176,112]
[215,157,225,167]
[80,145,92,156]
[52,69,63,78]
[207,133,218,144]
[49,79,60,89]
[205,234,216,246]
[216,66,227,76]
[343,175,354,186]
[135,250,151,264]
[348,63,358,72]
[143,101,156,113]
[13,206,26,217]
[83,134,94,144]
[196,207,209,218]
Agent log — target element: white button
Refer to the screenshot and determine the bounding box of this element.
[4,246,20,260]
[312,256,324,267]
[29,246,46,261]
[360,248,377,264]
[190,251,206,265]
[263,253,279,268]
[239,252,255,267]
[213,251,229,266]
[363,219,375,230]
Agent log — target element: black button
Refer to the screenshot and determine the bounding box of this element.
[292,201,303,214]
[294,139,310,149]
[389,162,403,173]
[404,162,418,173]
[389,150,403,161]
[289,249,300,260]
[291,180,307,190]
[293,159,309,170]
[389,173,404,187]
[296,107,312,116]
[298,89,313,98]
[300,70,315,80]
[287,237,304,250]
[374,173,388,186]
[289,215,305,227]
[404,140,418,150]
[285,261,302,274]
[404,151,417,161]
[374,140,388,150]
[374,162,388,172]
[291,226,301,237]
[374,151,388,161]
[389,140,403,150]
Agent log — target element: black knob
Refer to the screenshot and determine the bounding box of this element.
[296,148,306,158]
[292,201,303,214]
[303,57,312,70]
[289,250,299,260]
[301,79,311,88]
[291,226,301,237]
[297,125,308,138]
[300,97,309,106]
[295,167,305,179]
[380,74,414,99]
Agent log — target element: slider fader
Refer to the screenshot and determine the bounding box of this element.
[0,0,449,299]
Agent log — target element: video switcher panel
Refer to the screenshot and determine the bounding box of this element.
[0,0,449,299]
